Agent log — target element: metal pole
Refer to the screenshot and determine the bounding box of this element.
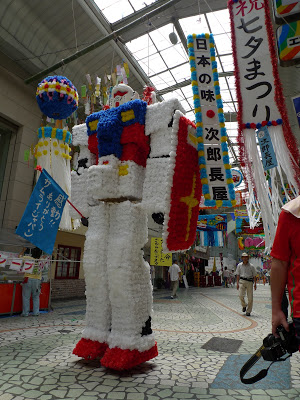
[25,0,183,84]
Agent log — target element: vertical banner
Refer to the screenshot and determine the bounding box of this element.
[150,238,172,267]
[228,0,299,161]
[16,169,68,254]
[228,0,300,251]
[257,126,278,170]
[187,33,236,208]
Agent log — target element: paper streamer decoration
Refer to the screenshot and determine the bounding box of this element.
[187,33,236,208]
[228,0,300,251]
[35,127,72,230]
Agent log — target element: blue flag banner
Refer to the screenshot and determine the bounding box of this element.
[16,169,68,254]
[257,127,278,171]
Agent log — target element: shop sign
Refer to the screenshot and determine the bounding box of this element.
[277,21,300,66]
[150,238,172,267]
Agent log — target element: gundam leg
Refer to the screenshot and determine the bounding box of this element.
[73,203,111,359]
[101,201,158,370]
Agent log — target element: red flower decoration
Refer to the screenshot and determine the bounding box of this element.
[262,121,267,127]
[250,123,256,129]
[206,110,215,118]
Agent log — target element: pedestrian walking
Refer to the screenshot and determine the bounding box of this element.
[236,253,257,316]
[168,263,182,299]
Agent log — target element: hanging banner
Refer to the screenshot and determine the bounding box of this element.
[234,209,248,217]
[9,259,23,272]
[0,253,7,268]
[197,214,227,231]
[257,126,278,170]
[229,0,300,252]
[229,0,283,127]
[16,169,68,255]
[231,169,243,187]
[199,231,224,247]
[236,216,264,234]
[22,260,35,274]
[187,33,236,208]
[150,238,172,267]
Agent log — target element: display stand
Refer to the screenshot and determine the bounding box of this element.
[0,282,50,315]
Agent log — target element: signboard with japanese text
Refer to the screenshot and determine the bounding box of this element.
[274,0,300,22]
[188,33,236,208]
[257,126,277,170]
[277,21,300,66]
[150,238,172,267]
[16,169,68,254]
[228,0,282,126]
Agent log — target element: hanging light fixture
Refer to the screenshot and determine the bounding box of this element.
[169,25,178,45]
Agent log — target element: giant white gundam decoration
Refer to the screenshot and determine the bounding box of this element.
[71,84,202,370]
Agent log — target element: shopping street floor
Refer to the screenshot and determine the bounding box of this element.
[1,284,300,400]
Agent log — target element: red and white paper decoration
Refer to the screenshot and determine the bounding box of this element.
[9,259,23,272]
[0,253,7,268]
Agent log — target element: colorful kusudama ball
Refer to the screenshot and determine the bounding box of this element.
[36,76,78,120]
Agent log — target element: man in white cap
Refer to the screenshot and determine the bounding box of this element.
[236,253,257,316]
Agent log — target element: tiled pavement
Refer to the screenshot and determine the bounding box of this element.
[1,284,300,400]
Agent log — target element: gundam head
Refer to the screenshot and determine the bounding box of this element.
[110,84,134,108]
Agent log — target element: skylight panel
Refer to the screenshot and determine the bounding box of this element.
[179,15,210,36]
[206,9,231,34]
[220,55,234,72]
[139,53,167,75]
[163,89,185,102]
[150,71,176,90]
[126,35,156,59]
[95,0,134,23]
[160,44,187,69]
[169,63,190,83]
[214,34,233,55]
[149,24,176,51]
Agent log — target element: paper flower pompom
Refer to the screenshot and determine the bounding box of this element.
[36,75,78,119]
